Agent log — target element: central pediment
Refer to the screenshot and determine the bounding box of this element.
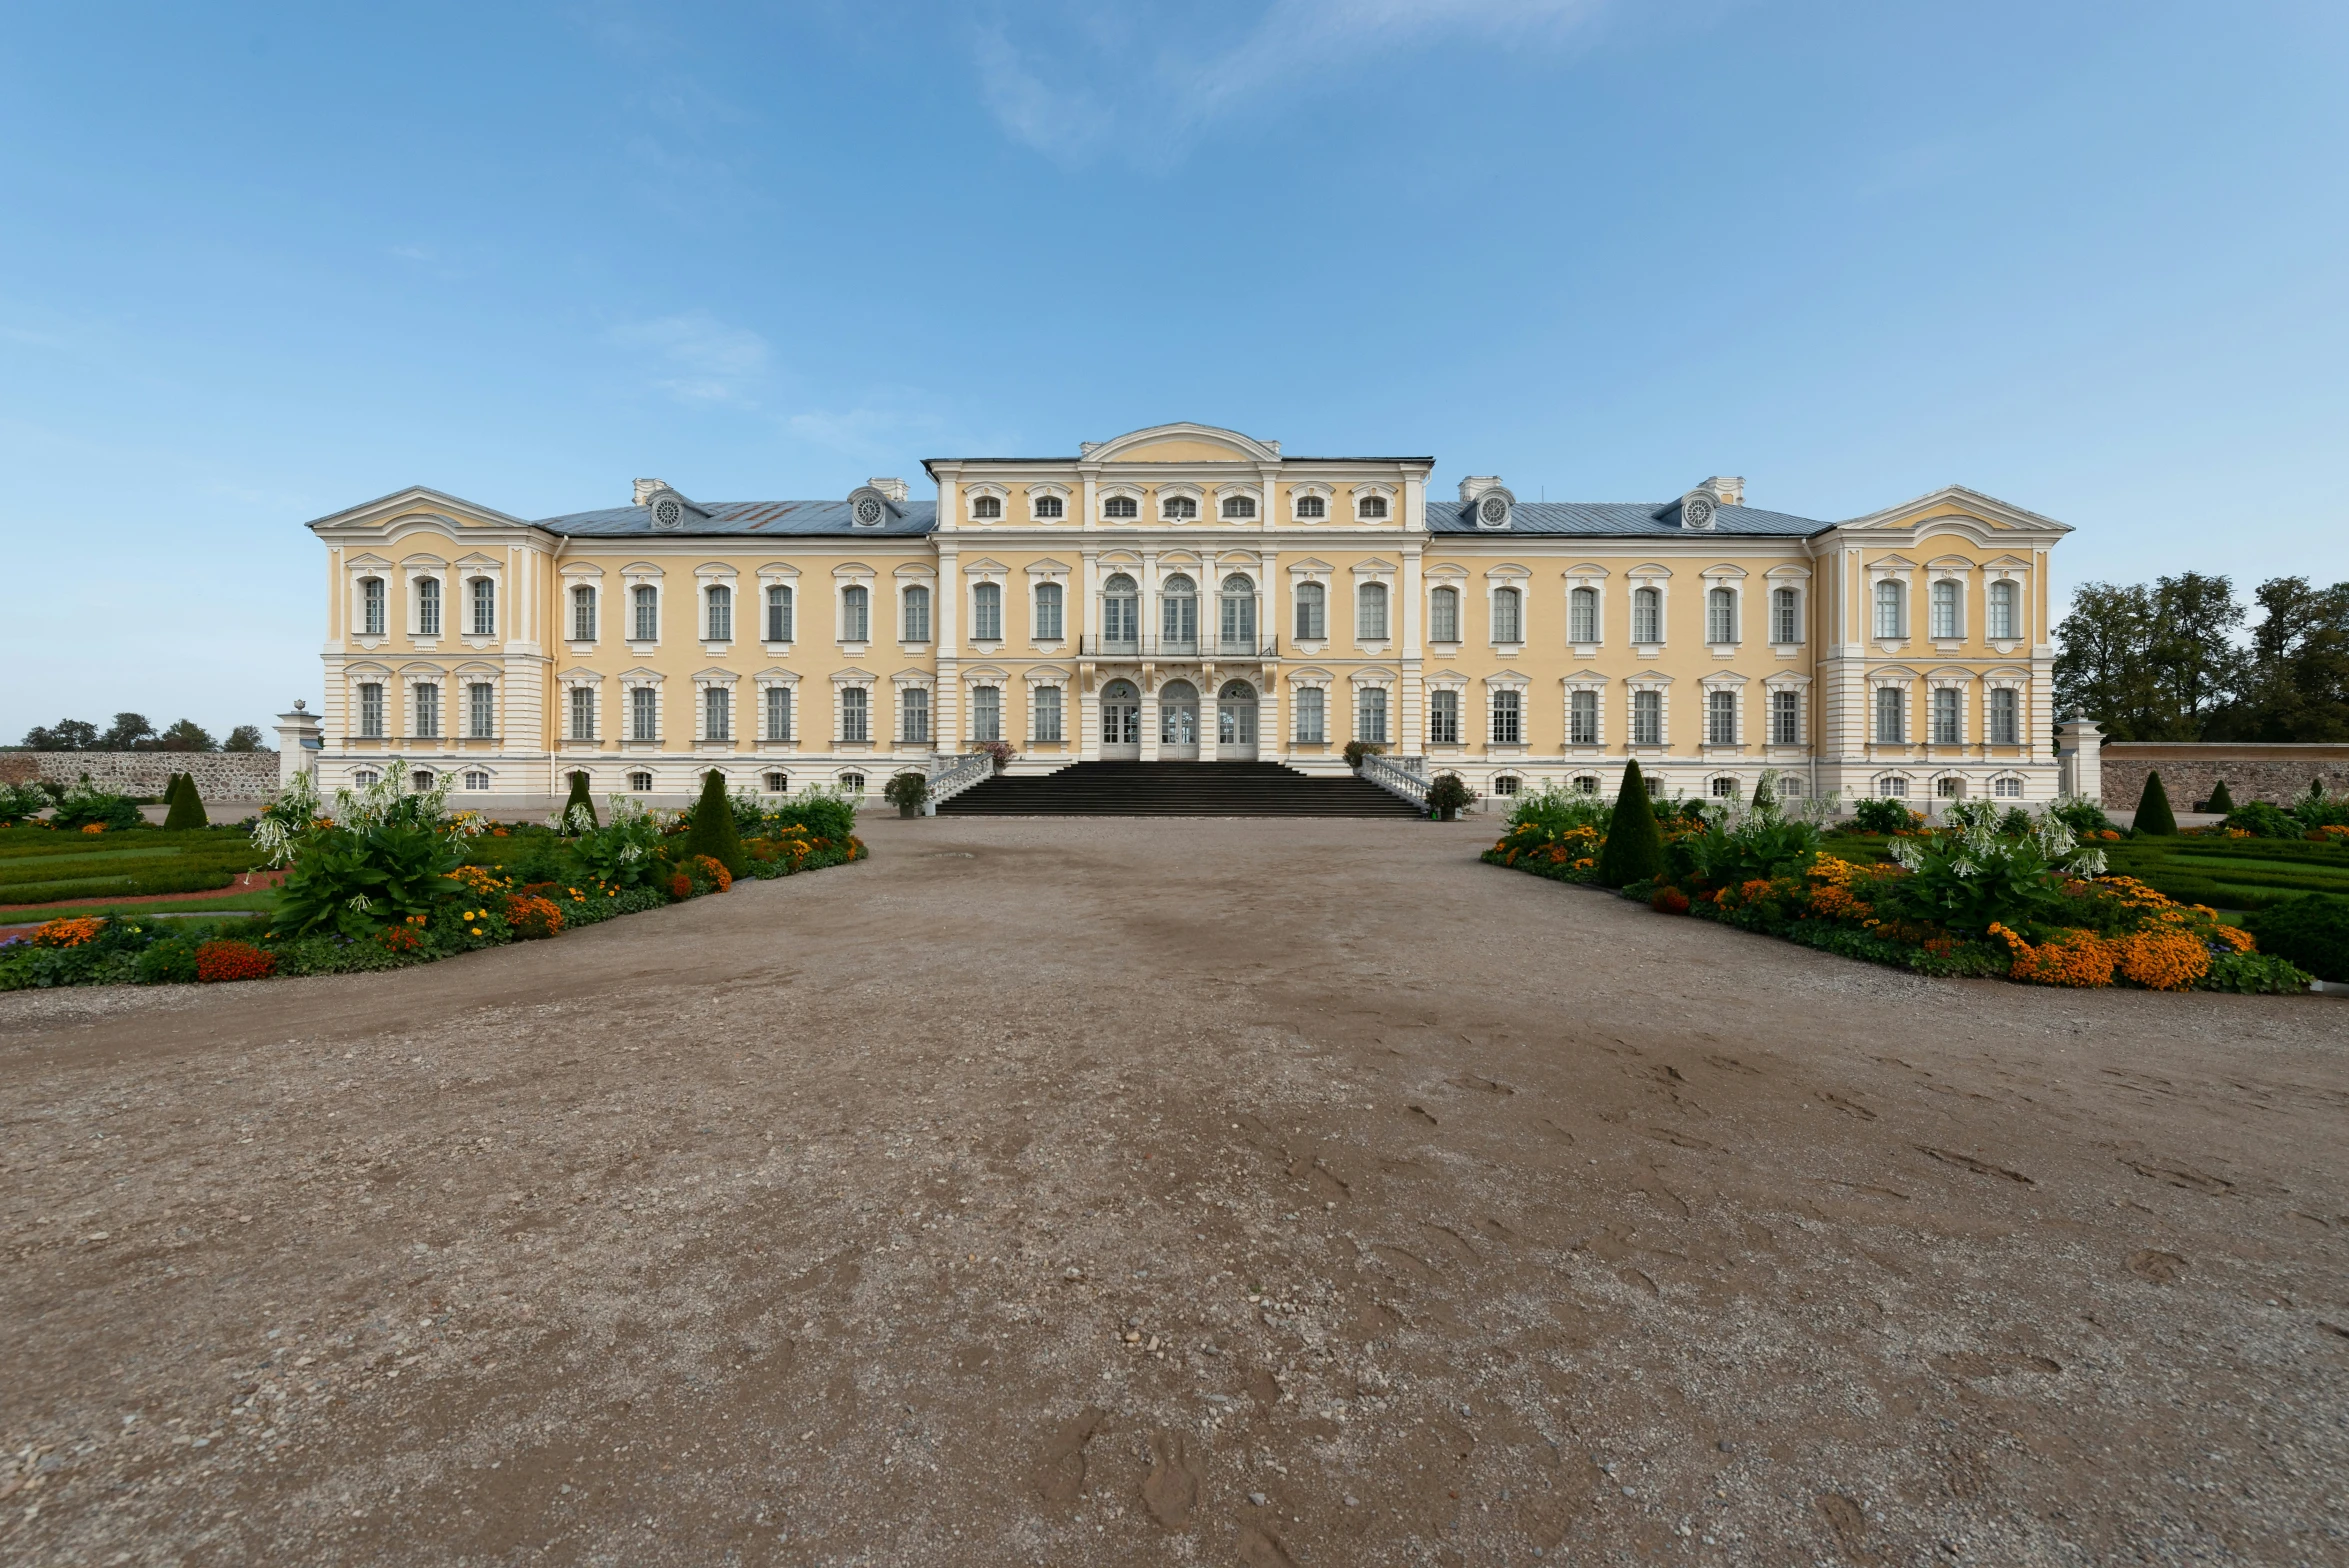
[1082,423,1280,465]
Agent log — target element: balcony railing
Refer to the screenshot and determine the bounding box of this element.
[1079,634,1280,659]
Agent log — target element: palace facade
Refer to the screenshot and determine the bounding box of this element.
[303,422,2071,808]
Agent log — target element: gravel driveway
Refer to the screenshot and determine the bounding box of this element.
[3,815,2344,1566]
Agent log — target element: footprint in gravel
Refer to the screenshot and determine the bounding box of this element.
[1918,1147,2033,1185]
[1616,1267,1659,1296]
[1820,1093,1877,1120]
[1288,1157,1349,1200]
[2127,1249,2187,1283]
[1035,1406,1105,1507]
[1404,1105,1441,1127]
[1420,1223,1479,1265]
[1449,1075,1514,1096]
[1239,1525,1299,1568]
[1140,1430,1204,1530]
[1474,1216,1518,1244]
[1816,1492,1876,1564]
[1370,1244,1436,1281]
[2124,1161,2233,1195]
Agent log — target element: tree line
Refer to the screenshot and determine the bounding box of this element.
[2054,573,2349,742]
[17,712,269,753]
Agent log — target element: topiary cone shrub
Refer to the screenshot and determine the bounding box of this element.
[2205,779,2234,814]
[162,772,209,830]
[1597,760,1665,888]
[685,769,748,878]
[2133,770,2178,836]
[562,770,598,830]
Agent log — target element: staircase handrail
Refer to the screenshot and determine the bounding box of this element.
[1360,752,1429,809]
[923,751,998,812]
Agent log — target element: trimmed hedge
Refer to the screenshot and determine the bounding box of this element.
[1596,761,1664,888]
[162,774,210,831]
[2249,893,2349,983]
[685,770,748,878]
[2133,771,2178,837]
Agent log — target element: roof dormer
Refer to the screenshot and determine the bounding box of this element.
[634,480,707,532]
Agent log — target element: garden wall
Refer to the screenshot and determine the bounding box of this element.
[2099,742,2349,811]
[0,752,282,800]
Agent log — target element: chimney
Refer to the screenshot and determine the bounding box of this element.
[633,478,668,505]
[1458,475,1504,503]
[868,477,909,503]
[1703,476,1745,507]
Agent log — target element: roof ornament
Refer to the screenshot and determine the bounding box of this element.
[1459,476,1514,530]
[1679,489,1719,530]
[635,479,705,532]
[846,485,895,528]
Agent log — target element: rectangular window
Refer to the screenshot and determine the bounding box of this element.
[1989,687,2019,746]
[471,578,495,637]
[766,584,794,643]
[1568,588,1598,644]
[1358,583,1389,640]
[1772,587,1800,645]
[1875,686,1906,743]
[631,686,658,741]
[571,585,596,642]
[468,682,495,739]
[842,586,870,643]
[1428,689,1459,745]
[1356,687,1388,744]
[568,685,595,741]
[1632,589,1661,644]
[1492,590,1522,644]
[972,685,1001,742]
[1770,689,1799,745]
[1429,587,1458,643]
[1707,690,1736,744]
[706,586,732,643]
[358,682,384,738]
[704,686,731,742]
[1930,582,1960,639]
[1631,690,1662,747]
[1988,581,2018,641]
[765,685,793,741]
[1932,687,1962,745]
[902,585,931,642]
[1706,590,1736,645]
[633,585,658,642]
[1491,690,1522,746]
[1295,584,1326,641]
[840,686,869,742]
[1293,687,1324,743]
[1034,685,1063,742]
[417,579,442,638]
[972,583,1002,642]
[902,686,931,744]
[362,578,386,636]
[414,683,441,738]
[1569,690,1598,745]
[1034,583,1064,641]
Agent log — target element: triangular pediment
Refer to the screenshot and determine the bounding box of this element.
[1837,485,2071,536]
[304,485,534,536]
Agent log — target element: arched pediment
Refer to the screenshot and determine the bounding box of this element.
[1082,423,1280,465]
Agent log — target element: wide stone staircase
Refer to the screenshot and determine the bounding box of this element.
[935,760,1423,817]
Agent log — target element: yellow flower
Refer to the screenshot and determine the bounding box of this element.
[470,927,483,936]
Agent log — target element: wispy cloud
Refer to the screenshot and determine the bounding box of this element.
[610,312,771,403]
[975,0,1611,167]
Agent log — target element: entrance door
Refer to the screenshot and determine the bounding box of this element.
[1217,680,1259,761]
[1101,679,1140,760]
[1158,679,1200,761]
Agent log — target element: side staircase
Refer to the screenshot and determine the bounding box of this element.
[936,761,1423,817]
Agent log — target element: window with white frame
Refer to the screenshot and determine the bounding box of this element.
[467,682,495,739]
[705,584,732,642]
[1569,586,1598,643]
[1631,689,1662,746]
[1357,582,1389,640]
[840,686,869,742]
[1632,586,1662,643]
[1293,687,1325,743]
[1572,774,1599,794]
[1706,587,1737,645]
[1994,774,2024,798]
[1932,687,1962,745]
[971,685,1001,742]
[470,578,495,637]
[361,577,386,636]
[1930,580,1961,639]
[1357,687,1388,743]
[414,683,441,738]
[1493,775,1520,797]
[901,687,930,744]
[629,770,653,792]
[840,772,866,794]
[766,584,794,643]
[464,770,490,790]
[1491,689,1523,745]
[570,584,597,642]
[1102,574,1139,644]
[764,685,793,741]
[704,686,731,741]
[1160,574,1198,645]
[1878,774,1910,798]
[1429,689,1460,745]
[764,770,788,792]
[1988,579,2019,640]
[352,768,380,787]
[568,685,596,741]
[1777,774,1805,798]
[1569,689,1598,745]
[1989,687,2020,746]
[1874,579,1906,639]
[1221,494,1256,520]
[972,582,1002,641]
[1770,689,1799,745]
[1103,495,1139,519]
[1429,586,1460,642]
[1706,690,1737,744]
[1710,776,1738,799]
[1034,495,1065,519]
[1219,575,1256,649]
[902,584,931,642]
[971,494,1003,519]
[1294,581,1326,640]
[1034,685,1063,742]
[417,578,442,637]
[1162,495,1199,521]
[1492,587,1523,644]
[1356,494,1389,520]
[632,584,659,641]
[410,769,435,791]
[1034,582,1064,640]
[1295,494,1326,519]
[1937,776,1965,798]
[841,585,870,642]
[1771,586,1801,644]
[357,682,385,738]
[1874,686,1905,743]
[630,686,658,741]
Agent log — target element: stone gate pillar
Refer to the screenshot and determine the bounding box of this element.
[2055,715,2103,805]
[274,700,323,790]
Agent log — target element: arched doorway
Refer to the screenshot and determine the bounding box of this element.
[1217,680,1259,761]
[1101,679,1140,760]
[1158,679,1200,760]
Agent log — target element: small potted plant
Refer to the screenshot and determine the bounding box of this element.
[1425,771,1474,822]
[1343,740,1384,772]
[883,771,930,819]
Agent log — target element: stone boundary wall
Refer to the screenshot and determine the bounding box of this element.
[2099,743,2349,811]
[0,751,282,800]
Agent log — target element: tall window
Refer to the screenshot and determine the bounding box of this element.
[1707,690,1736,744]
[361,578,386,636]
[1569,690,1598,745]
[1932,687,1962,745]
[1356,687,1388,743]
[1104,495,1139,519]
[765,685,792,741]
[571,584,597,642]
[1989,687,2019,746]
[1034,582,1064,640]
[1632,587,1662,643]
[1491,689,1522,745]
[840,686,869,742]
[631,686,658,741]
[468,682,495,739]
[358,682,385,738]
[1162,495,1199,520]
[971,685,1001,742]
[1294,581,1326,640]
[1770,689,1799,745]
[1221,495,1256,520]
[1706,587,1737,645]
[766,584,794,643]
[471,578,495,637]
[1930,580,1960,639]
[1357,495,1389,519]
[414,682,441,738]
[1429,586,1460,642]
[841,585,869,642]
[1034,495,1065,519]
[1874,580,1906,639]
[704,686,731,741]
[705,584,732,642]
[1771,587,1800,644]
[1875,686,1905,743]
[1988,580,2018,640]
[901,687,931,744]
[1569,586,1598,643]
[1034,685,1063,742]
[1103,574,1139,645]
[1296,495,1326,519]
[1357,582,1389,640]
[417,578,442,638]
[632,584,659,641]
[1492,587,1523,644]
[1220,574,1256,649]
[902,584,932,642]
[971,582,1002,641]
[971,494,1002,519]
[1294,686,1325,743]
[1631,690,1662,746]
[568,685,596,741]
[1161,574,1197,646]
[1428,689,1460,745]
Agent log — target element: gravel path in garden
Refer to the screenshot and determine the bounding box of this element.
[3,815,2344,1567]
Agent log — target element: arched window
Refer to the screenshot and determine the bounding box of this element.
[629,771,653,792]
[1294,581,1326,640]
[1632,586,1662,644]
[1572,774,1600,795]
[1103,574,1139,646]
[1160,574,1198,647]
[470,578,496,637]
[361,577,386,636]
[1491,689,1523,745]
[1874,580,1906,639]
[705,584,733,642]
[1771,587,1800,644]
[971,582,1002,641]
[1710,775,1739,799]
[1221,495,1257,520]
[1162,495,1199,521]
[1357,581,1390,640]
[1101,679,1139,746]
[765,583,794,643]
[1569,586,1598,643]
[1874,686,1905,742]
[1706,587,1737,645]
[841,585,870,642]
[1033,494,1065,519]
[1429,586,1461,643]
[1930,580,1961,639]
[464,771,490,791]
[1492,586,1523,644]
[764,770,789,792]
[1987,579,2018,640]
[1993,774,2024,798]
[1876,774,1909,798]
[357,682,385,738]
[1220,574,1256,648]
[902,584,931,642]
[1295,495,1326,519]
[1357,494,1389,520]
[632,584,659,641]
[410,769,435,792]
[1707,690,1737,744]
[570,584,597,642]
[352,768,381,788]
[971,494,1003,519]
[417,577,442,638]
[1034,582,1064,640]
[1103,495,1139,520]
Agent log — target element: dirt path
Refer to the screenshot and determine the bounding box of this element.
[3,816,2344,1567]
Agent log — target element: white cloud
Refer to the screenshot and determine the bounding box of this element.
[610,312,771,402]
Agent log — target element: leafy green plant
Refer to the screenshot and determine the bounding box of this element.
[2295,788,2349,830]
[1342,740,1383,771]
[559,771,598,831]
[1677,804,1822,888]
[2223,801,2302,839]
[0,782,50,826]
[1597,761,1664,888]
[2046,794,2114,838]
[272,822,462,939]
[2132,771,2177,836]
[2199,950,2312,994]
[684,770,748,877]
[1507,784,1610,836]
[49,779,142,832]
[568,798,671,891]
[764,789,857,844]
[1879,800,2110,937]
[883,772,931,814]
[1850,797,1920,835]
[2247,892,2349,982]
[1424,772,1474,822]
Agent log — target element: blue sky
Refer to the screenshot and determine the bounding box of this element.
[3,0,2344,741]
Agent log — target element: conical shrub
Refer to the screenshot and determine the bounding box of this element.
[685,769,747,877]
[2133,770,2178,836]
[1597,760,1665,887]
[1751,774,1775,809]
[2205,779,2234,814]
[162,772,208,830]
[561,770,598,830]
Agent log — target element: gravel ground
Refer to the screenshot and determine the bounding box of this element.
[3,814,2345,1567]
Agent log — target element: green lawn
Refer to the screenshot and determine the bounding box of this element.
[1820,830,2349,912]
[0,825,265,906]
[0,890,281,923]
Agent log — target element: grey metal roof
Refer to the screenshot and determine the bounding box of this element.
[1428,498,1832,537]
[535,499,939,538]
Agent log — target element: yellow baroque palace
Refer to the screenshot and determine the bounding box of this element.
[304,422,2070,808]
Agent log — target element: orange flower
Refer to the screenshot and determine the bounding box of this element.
[1989,923,2116,987]
[33,917,105,948]
[2114,929,2209,991]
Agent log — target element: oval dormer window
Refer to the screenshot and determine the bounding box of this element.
[1683,495,1716,529]
[1478,494,1508,527]
[852,494,886,527]
[654,497,683,529]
